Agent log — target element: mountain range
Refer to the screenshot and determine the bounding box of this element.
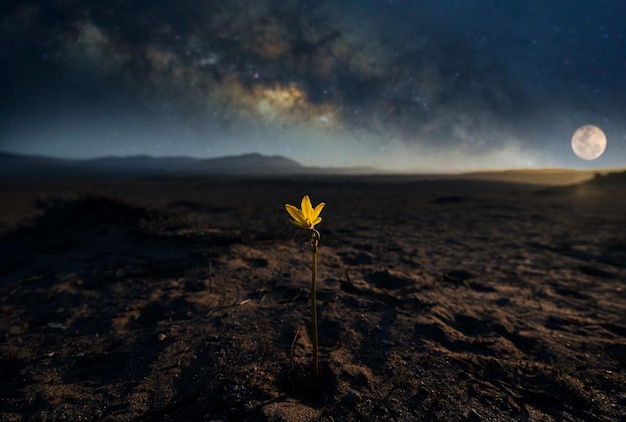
[0,151,622,186]
[0,152,320,179]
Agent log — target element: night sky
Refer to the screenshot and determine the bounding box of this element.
[1,0,625,172]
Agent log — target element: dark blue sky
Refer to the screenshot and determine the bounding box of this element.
[1,0,625,171]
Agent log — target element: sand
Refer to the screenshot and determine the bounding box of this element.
[0,174,625,421]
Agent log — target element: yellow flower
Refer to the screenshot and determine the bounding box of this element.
[285,195,325,230]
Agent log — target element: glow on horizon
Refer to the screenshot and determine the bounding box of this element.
[0,105,622,172]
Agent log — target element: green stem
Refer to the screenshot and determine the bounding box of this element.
[311,230,320,377]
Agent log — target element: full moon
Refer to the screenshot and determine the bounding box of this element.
[571,125,607,160]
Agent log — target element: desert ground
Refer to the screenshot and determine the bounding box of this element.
[0,173,625,421]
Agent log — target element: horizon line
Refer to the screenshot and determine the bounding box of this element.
[1,149,623,176]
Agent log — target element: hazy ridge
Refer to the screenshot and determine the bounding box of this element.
[0,151,623,185]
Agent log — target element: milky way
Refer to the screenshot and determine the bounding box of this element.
[1,0,625,170]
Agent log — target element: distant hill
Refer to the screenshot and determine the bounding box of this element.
[1,152,623,183]
[534,170,626,196]
[458,168,605,186]
[195,153,304,174]
[0,152,85,179]
[584,170,626,187]
[0,152,306,178]
[86,153,304,174]
[85,155,199,171]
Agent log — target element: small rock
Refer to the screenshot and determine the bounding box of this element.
[225,385,252,404]
[344,390,362,405]
[443,269,475,283]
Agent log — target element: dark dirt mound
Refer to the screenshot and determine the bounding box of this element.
[586,171,626,187]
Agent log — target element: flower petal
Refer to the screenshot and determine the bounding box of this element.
[290,219,308,229]
[285,204,306,224]
[301,195,313,221]
[311,216,322,226]
[311,202,326,221]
